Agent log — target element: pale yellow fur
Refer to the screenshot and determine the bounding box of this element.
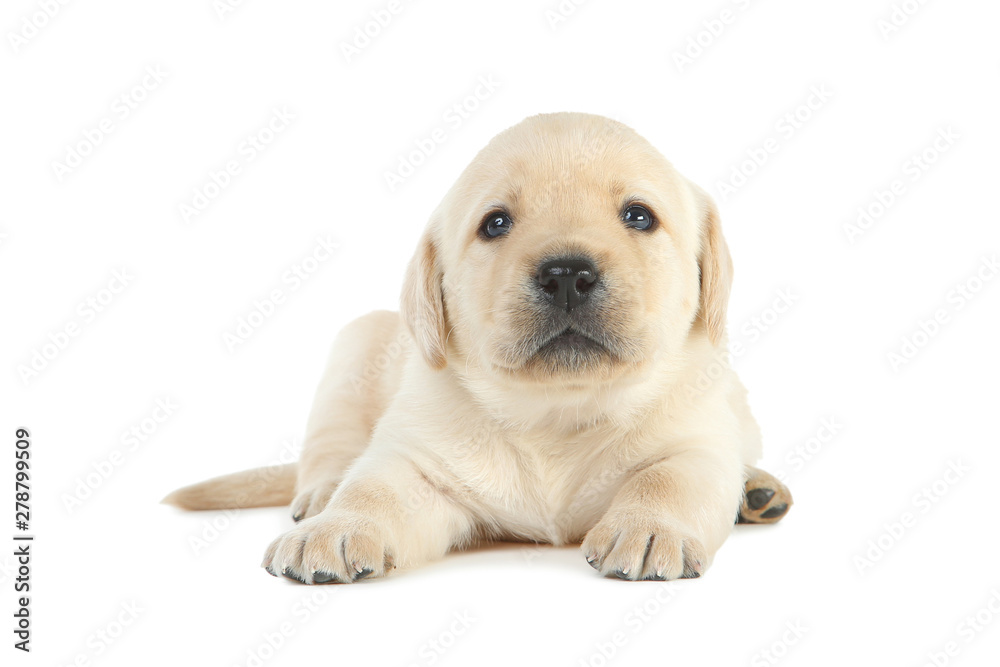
[166,113,778,583]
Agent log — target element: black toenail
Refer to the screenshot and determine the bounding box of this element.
[760,503,789,519]
[265,566,279,578]
[312,571,336,584]
[746,488,775,510]
[282,570,307,584]
[353,568,373,582]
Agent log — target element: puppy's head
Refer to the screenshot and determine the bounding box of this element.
[401,113,731,387]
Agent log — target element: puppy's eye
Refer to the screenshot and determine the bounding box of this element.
[623,205,655,231]
[481,212,513,239]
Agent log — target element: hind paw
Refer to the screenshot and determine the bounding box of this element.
[739,467,793,524]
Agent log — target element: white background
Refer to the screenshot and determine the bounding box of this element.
[2,0,999,665]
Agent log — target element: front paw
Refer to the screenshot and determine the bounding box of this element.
[290,478,342,522]
[582,512,706,581]
[261,512,395,584]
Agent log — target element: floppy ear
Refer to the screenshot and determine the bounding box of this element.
[695,190,733,346]
[400,231,448,369]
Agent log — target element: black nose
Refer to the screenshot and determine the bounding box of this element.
[536,257,599,311]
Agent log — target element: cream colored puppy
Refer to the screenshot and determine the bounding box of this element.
[165,112,792,583]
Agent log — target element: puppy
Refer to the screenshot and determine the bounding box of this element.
[165,112,792,583]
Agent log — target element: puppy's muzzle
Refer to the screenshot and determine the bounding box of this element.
[536,256,599,312]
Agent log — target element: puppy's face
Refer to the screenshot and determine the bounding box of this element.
[402,113,731,388]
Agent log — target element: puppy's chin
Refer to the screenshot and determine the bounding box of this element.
[523,329,613,375]
[488,326,646,385]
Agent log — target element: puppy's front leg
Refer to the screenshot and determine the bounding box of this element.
[582,449,743,581]
[263,454,472,584]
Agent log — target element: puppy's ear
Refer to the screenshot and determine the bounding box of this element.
[694,189,733,345]
[400,231,448,369]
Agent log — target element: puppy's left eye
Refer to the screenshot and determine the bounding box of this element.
[623,205,655,231]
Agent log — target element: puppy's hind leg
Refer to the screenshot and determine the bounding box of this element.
[292,311,409,522]
[738,466,793,524]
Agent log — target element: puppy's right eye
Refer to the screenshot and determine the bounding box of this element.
[480,212,513,239]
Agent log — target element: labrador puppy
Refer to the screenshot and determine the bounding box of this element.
[165,112,792,583]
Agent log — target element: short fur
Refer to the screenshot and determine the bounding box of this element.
[165,113,791,583]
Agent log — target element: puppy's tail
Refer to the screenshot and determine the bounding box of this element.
[162,463,297,511]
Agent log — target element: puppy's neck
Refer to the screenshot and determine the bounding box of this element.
[435,326,726,437]
[449,361,680,437]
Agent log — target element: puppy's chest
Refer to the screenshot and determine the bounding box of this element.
[448,427,640,543]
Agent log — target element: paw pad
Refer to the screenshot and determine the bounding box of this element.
[739,471,793,524]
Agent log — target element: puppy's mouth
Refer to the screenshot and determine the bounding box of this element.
[536,328,606,355]
[489,298,646,378]
[523,326,618,374]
